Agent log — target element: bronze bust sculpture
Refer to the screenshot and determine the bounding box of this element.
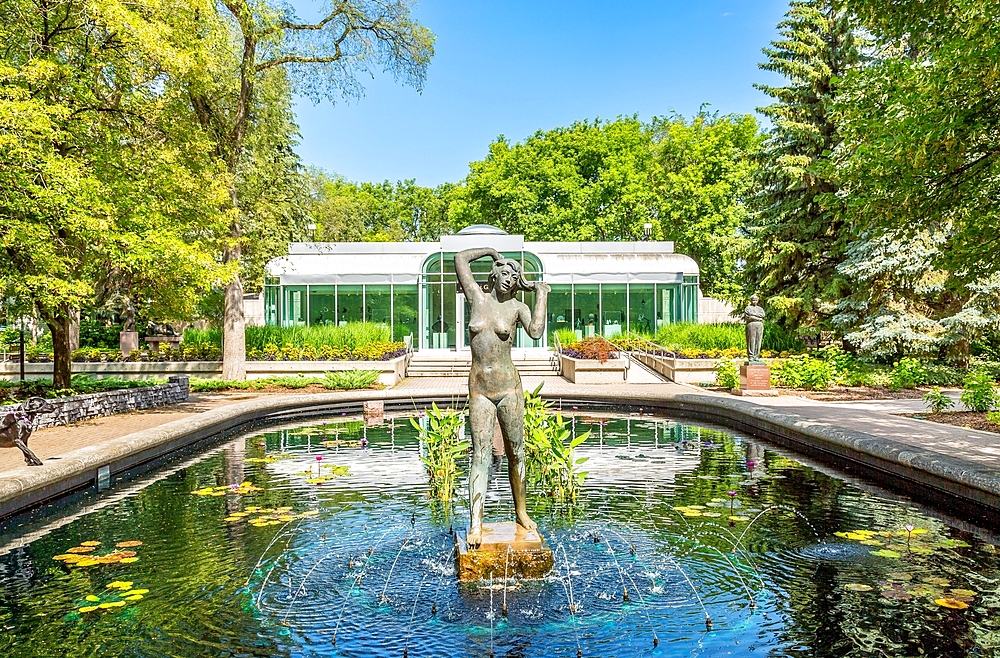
[744,294,766,363]
[454,248,550,547]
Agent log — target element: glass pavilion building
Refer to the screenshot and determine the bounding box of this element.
[264,225,701,351]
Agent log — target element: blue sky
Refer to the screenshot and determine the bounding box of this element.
[291,0,790,187]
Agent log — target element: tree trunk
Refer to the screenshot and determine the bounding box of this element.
[221,242,246,380]
[47,311,72,389]
[69,308,80,352]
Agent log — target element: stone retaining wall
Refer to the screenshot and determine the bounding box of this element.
[6,376,190,429]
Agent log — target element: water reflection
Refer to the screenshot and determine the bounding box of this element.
[0,414,997,657]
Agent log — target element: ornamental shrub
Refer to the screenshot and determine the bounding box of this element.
[771,354,834,390]
[714,358,739,389]
[922,387,954,414]
[960,369,1000,412]
[891,357,927,390]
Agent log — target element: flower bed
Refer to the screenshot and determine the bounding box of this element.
[560,337,619,363]
[13,341,409,364]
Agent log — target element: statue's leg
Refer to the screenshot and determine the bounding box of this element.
[467,393,496,547]
[13,438,42,466]
[497,391,536,533]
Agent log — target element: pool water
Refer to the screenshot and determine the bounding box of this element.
[2,413,1000,657]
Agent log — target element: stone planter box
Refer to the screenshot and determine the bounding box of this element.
[560,354,628,384]
[0,356,408,387]
[2,376,190,429]
[632,353,719,384]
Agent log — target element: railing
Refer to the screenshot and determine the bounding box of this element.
[552,331,564,375]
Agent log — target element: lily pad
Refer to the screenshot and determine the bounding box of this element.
[844,583,873,591]
[934,598,969,609]
[98,601,127,609]
[729,516,750,522]
[108,581,133,590]
[80,541,101,547]
[115,541,142,548]
[85,595,100,603]
[78,606,99,613]
[870,549,902,559]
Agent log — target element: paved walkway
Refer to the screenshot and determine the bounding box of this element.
[1,378,995,476]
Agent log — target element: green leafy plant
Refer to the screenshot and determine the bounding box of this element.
[323,370,380,390]
[987,410,1000,427]
[714,358,740,389]
[411,404,467,503]
[771,354,834,390]
[891,357,928,390]
[923,387,955,414]
[523,385,590,507]
[960,369,1000,413]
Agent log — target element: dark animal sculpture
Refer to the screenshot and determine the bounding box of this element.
[0,397,46,466]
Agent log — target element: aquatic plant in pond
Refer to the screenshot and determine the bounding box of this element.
[3,414,1000,656]
[412,403,467,503]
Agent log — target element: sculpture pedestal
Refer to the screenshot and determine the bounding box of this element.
[455,522,554,581]
[734,364,778,396]
[119,331,139,357]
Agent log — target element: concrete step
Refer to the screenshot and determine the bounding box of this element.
[407,352,559,377]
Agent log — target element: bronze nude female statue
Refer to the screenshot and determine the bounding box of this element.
[454,247,550,547]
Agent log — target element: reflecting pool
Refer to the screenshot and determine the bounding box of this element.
[2,413,999,657]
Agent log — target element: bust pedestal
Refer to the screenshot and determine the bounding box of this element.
[455,522,554,581]
[734,363,778,396]
[119,331,139,357]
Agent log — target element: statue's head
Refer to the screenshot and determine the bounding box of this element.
[750,294,760,305]
[489,258,528,295]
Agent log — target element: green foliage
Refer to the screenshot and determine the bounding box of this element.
[891,358,928,391]
[451,112,759,298]
[743,0,861,333]
[988,410,1000,427]
[653,322,801,354]
[323,370,380,390]
[178,324,402,361]
[552,328,579,348]
[960,370,1000,413]
[836,0,1000,280]
[188,370,380,393]
[304,170,453,242]
[771,354,834,390]
[523,385,589,506]
[0,375,162,403]
[923,387,955,415]
[411,404,467,503]
[714,358,740,389]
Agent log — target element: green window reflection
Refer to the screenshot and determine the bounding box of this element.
[601,284,626,338]
[547,285,573,342]
[366,285,392,328]
[338,286,364,324]
[574,285,600,340]
[392,286,418,344]
[308,286,337,326]
[264,286,280,326]
[628,284,655,336]
[656,285,678,328]
[282,286,307,326]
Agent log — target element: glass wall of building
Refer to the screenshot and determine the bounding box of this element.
[282,286,307,326]
[337,286,364,324]
[308,286,336,325]
[393,286,418,343]
[269,265,699,347]
[628,284,655,335]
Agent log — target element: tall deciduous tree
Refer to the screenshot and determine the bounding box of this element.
[0,0,227,387]
[186,0,434,379]
[451,114,758,298]
[651,111,760,300]
[743,0,861,334]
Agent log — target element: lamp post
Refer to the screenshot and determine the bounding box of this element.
[306,222,317,241]
[643,222,653,241]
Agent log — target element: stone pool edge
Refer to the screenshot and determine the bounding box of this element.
[2,388,999,525]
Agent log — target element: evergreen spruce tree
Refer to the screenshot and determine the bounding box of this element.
[743,0,861,335]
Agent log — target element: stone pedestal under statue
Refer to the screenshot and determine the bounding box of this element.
[119,331,139,357]
[734,364,778,396]
[454,522,554,581]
